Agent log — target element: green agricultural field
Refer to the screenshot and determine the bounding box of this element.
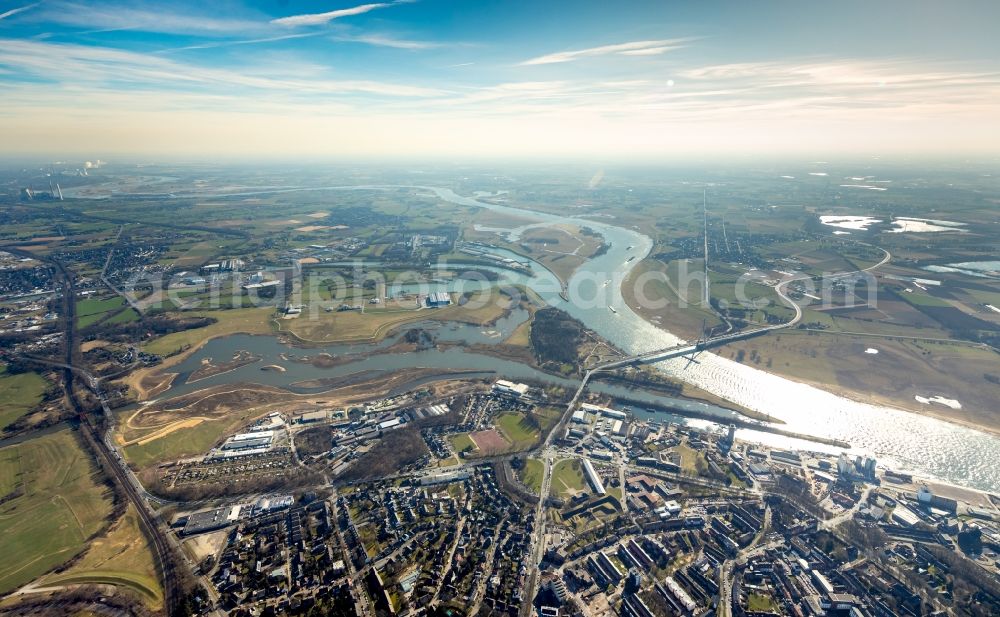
[76,296,127,328]
[78,311,106,329]
[550,459,586,499]
[900,290,951,307]
[0,429,113,595]
[709,269,794,323]
[963,288,1000,307]
[0,447,19,496]
[76,295,126,317]
[722,329,1000,426]
[104,307,140,325]
[0,367,48,429]
[171,240,218,267]
[38,504,162,608]
[622,257,724,340]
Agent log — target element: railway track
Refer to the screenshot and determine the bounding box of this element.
[6,246,181,616]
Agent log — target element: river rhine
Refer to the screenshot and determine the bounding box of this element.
[101,183,1000,493]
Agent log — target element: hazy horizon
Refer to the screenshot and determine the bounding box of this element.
[2,0,1000,158]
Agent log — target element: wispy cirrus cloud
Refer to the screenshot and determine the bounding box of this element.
[619,45,676,57]
[410,57,1000,128]
[30,1,266,35]
[520,38,692,66]
[272,2,408,27]
[157,32,324,54]
[0,38,445,97]
[678,60,1000,96]
[0,2,40,21]
[3,54,999,158]
[332,32,441,50]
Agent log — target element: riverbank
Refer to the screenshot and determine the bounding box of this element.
[763,371,1000,440]
[616,395,851,449]
[621,257,723,341]
[716,330,1000,438]
[123,291,513,400]
[185,350,262,384]
[124,332,275,402]
[462,221,603,290]
[122,307,277,400]
[620,256,1000,439]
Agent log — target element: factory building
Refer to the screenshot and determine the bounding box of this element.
[611,419,626,437]
[580,402,627,420]
[295,410,330,424]
[492,379,530,399]
[182,504,245,535]
[242,279,281,291]
[254,495,294,514]
[378,418,402,431]
[892,504,922,527]
[419,469,472,486]
[425,291,452,307]
[220,431,274,452]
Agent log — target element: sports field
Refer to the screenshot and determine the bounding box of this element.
[495,408,561,450]
[470,429,510,454]
[495,413,539,450]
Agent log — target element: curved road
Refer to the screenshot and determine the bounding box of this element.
[772,245,892,329]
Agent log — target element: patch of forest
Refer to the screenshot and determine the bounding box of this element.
[529,307,585,368]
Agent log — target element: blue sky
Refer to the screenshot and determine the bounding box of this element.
[1,0,998,158]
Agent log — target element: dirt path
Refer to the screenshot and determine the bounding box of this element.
[54,494,87,539]
[120,417,209,447]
